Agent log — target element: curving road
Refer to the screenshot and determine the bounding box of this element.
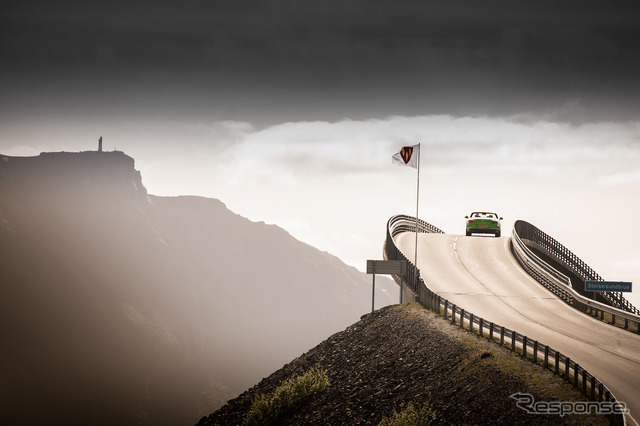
[396,232,640,425]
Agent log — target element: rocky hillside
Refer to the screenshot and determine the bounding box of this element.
[199,304,607,426]
[0,151,396,426]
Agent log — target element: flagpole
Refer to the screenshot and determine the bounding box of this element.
[414,143,420,298]
[392,143,421,304]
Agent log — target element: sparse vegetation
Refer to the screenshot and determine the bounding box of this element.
[243,366,330,425]
[378,400,436,426]
[454,324,599,402]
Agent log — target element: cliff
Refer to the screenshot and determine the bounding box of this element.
[0,151,396,426]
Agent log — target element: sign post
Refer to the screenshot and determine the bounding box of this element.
[585,281,632,292]
[366,260,407,312]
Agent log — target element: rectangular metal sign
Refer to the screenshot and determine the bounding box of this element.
[366,260,406,275]
[585,280,632,292]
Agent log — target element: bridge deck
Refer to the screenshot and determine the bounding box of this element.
[396,232,640,425]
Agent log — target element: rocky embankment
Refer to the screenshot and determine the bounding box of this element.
[198,303,606,425]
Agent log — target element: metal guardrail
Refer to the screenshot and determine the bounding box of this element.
[384,214,626,425]
[383,215,444,297]
[512,220,640,332]
[514,220,639,316]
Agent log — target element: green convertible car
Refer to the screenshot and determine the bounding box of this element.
[465,212,503,237]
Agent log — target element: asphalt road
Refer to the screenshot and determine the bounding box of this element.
[396,232,640,425]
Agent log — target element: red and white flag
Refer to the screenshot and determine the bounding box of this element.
[392,144,419,168]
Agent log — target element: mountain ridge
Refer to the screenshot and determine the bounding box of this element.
[0,150,395,425]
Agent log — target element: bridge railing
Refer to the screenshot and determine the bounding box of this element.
[514,220,639,316]
[512,220,640,331]
[384,215,444,297]
[384,214,626,425]
[431,294,627,424]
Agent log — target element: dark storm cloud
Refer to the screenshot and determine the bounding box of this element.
[2,0,640,123]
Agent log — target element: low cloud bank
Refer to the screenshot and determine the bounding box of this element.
[2,112,638,307]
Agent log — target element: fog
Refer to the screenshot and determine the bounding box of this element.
[0,152,396,424]
[4,114,638,309]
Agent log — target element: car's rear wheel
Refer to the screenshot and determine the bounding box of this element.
[466,230,471,236]
[495,230,501,237]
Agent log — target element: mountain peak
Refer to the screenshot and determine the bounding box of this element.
[0,150,148,205]
[0,149,396,425]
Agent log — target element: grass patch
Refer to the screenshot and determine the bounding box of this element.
[378,400,436,426]
[243,366,330,425]
[454,333,600,403]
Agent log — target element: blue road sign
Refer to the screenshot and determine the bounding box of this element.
[585,280,632,292]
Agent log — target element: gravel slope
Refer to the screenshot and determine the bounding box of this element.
[197,303,607,425]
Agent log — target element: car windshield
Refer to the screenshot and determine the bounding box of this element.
[471,212,497,219]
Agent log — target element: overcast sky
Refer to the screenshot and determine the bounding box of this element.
[2,0,639,306]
